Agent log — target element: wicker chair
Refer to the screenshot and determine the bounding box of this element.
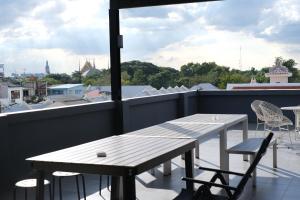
[259,101,293,146]
[251,100,265,130]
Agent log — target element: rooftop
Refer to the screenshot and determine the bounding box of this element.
[48,84,84,89]
[2,124,300,200]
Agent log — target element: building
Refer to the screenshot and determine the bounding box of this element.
[265,58,292,83]
[227,58,297,90]
[48,84,85,97]
[191,83,220,91]
[227,82,300,90]
[81,60,101,77]
[98,85,155,99]
[0,85,24,104]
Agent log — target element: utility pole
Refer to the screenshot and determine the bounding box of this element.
[239,46,242,70]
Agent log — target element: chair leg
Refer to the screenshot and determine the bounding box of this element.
[250,155,256,187]
[13,187,16,200]
[75,176,80,200]
[52,176,55,200]
[58,177,63,200]
[287,126,293,147]
[99,175,102,196]
[81,175,86,200]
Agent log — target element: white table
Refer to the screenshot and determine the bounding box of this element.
[27,136,196,200]
[281,106,300,131]
[123,114,249,181]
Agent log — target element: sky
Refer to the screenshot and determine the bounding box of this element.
[0,0,300,75]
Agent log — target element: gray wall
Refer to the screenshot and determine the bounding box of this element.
[0,102,116,189]
[122,92,199,132]
[198,90,300,122]
[0,91,198,192]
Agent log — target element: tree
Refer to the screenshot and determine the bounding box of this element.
[44,73,72,84]
[282,58,299,82]
[131,69,147,85]
[71,71,82,83]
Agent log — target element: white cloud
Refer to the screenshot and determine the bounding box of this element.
[147,28,290,70]
[0,0,300,76]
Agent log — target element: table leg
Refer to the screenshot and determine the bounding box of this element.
[242,119,249,161]
[163,160,171,176]
[111,176,136,200]
[122,176,136,200]
[195,141,200,159]
[111,176,122,200]
[36,170,45,200]
[185,150,194,192]
[220,128,229,182]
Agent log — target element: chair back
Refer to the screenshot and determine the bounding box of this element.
[232,132,274,200]
[250,100,265,121]
[259,101,283,123]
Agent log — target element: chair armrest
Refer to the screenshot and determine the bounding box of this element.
[198,166,245,177]
[182,177,237,191]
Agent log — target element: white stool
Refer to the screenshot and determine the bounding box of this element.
[13,179,51,200]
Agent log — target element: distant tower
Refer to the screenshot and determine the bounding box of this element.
[238,46,242,70]
[45,60,50,75]
[93,59,96,68]
[0,64,4,78]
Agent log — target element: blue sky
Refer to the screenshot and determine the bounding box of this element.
[0,0,299,75]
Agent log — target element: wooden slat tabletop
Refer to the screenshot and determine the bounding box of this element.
[170,114,247,128]
[123,122,224,140]
[27,136,196,176]
[123,114,247,140]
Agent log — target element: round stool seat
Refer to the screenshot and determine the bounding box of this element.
[15,179,50,188]
[52,171,80,177]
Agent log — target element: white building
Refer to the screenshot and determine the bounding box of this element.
[265,59,292,83]
[48,84,85,97]
[0,85,24,105]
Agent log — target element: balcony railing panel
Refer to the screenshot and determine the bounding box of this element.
[198,90,300,122]
[0,101,116,189]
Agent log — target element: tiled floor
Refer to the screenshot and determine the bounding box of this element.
[4,124,300,200]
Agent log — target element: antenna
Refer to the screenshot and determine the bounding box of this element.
[239,46,242,70]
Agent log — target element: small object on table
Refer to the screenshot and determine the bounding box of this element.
[97,151,107,157]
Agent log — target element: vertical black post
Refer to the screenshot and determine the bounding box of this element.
[185,150,194,192]
[109,7,122,101]
[109,0,123,134]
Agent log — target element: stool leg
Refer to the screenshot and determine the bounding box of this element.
[13,187,16,200]
[75,176,80,200]
[99,175,102,196]
[81,175,86,200]
[52,176,55,200]
[25,188,28,200]
[49,184,52,200]
[58,177,63,200]
[107,175,110,191]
